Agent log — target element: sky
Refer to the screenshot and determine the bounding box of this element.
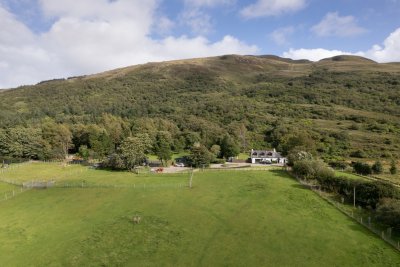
[0,0,399,89]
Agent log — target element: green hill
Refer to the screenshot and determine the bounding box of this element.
[0,54,399,163]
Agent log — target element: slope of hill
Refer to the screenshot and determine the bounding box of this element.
[0,54,399,161]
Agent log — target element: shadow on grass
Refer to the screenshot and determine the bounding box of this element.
[291,184,310,190]
[269,169,292,179]
[269,170,311,191]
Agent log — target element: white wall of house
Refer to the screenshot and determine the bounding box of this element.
[251,157,284,164]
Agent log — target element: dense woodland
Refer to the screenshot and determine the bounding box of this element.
[0,55,399,167]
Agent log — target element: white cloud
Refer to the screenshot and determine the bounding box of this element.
[311,12,366,37]
[240,0,306,18]
[283,27,400,62]
[183,0,234,8]
[270,26,294,45]
[362,28,400,62]
[0,1,258,89]
[179,9,214,35]
[283,48,355,61]
[180,0,234,35]
[155,16,175,35]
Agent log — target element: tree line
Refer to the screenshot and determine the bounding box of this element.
[0,114,240,169]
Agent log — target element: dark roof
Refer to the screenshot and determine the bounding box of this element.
[250,150,283,158]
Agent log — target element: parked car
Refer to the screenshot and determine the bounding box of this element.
[174,163,185,167]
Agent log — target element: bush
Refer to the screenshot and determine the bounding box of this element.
[390,159,397,175]
[318,176,399,209]
[328,160,347,170]
[372,161,383,174]
[353,162,372,175]
[376,198,400,230]
[287,150,313,167]
[292,160,334,181]
[350,150,367,158]
[212,158,226,164]
[292,160,316,180]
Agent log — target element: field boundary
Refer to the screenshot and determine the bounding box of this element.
[289,171,400,252]
[339,171,400,188]
[0,187,31,202]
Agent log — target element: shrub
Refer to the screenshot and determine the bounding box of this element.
[287,150,313,167]
[328,160,347,170]
[371,161,383,174]
[292,160,334,181]
[350,150,366,158]
[353,162,372,175]
[376,198,400,230]
[390,159,397,175]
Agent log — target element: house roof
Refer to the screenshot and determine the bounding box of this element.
[250,149,283,158]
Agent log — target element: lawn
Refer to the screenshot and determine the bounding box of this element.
[0,165,399,266]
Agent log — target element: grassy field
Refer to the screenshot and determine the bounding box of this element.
[335,171,370,181]
[0,164,399,266]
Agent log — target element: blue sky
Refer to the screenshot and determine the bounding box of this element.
[0,0,399,88]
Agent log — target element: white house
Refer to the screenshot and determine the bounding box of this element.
[250,149,286,164]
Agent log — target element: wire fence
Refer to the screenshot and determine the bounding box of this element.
[20,179,189,190]
[0,187,31,202]
[203,167,284,172]
[291,172,400,252]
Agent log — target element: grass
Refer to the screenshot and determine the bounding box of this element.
[335,171,370,181]
[0,182,19,195]
[0,164,399,266]
[237,153,250,160]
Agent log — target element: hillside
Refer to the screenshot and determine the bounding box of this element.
[0,54,400,162]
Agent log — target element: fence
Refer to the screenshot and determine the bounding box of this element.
[290,172,400,252]
[0,187,31,202]
[204,167,284,172]
[22,180,190,190]
[340,171,400,188]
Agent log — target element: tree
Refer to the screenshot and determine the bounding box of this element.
[188,144,213,168]
[154,131,172,166]
[101,113,130,149]
[2,127,50,160]
[390,159,397,175]
[78,145,90,160]
[287,150,313,167]
[219,135,240,159]
[42,120,72,159]
[87,125,113,158]
[292,159,334,181]
[210,144,221,158]
[118,135,151,172]
[372,160,383,174]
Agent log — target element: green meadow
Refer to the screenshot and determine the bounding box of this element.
[0,163,399,266]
